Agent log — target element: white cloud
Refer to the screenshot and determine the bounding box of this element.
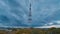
[34,20,60,28]
[34,25,60,28]
[44,22,53,26]
[0,23,30,28]
[48,22,53,25]
[54,20,60,24]
[44,20,60,26]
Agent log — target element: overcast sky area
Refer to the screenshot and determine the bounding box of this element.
[0,0,60,28]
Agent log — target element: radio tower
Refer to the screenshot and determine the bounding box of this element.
[28,0,33,29]
[28,3,32,23]
[28,0,32,26]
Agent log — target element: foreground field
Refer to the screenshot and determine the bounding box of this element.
[0,27,60,34]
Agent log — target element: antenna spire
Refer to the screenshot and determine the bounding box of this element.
[28,2,32,23]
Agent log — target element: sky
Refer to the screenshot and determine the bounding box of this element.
[0,0,60,28]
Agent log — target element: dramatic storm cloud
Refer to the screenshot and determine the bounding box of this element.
[0,0,60,28]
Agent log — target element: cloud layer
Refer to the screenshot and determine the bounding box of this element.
[0,0,60,28]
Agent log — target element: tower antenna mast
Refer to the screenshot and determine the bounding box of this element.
[28,0,32,28]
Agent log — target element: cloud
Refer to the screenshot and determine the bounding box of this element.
[44,22,53,26]
[0,0,60,28]
[54,20,60,24]
[35,20,60,28]
[34,25,60,28]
